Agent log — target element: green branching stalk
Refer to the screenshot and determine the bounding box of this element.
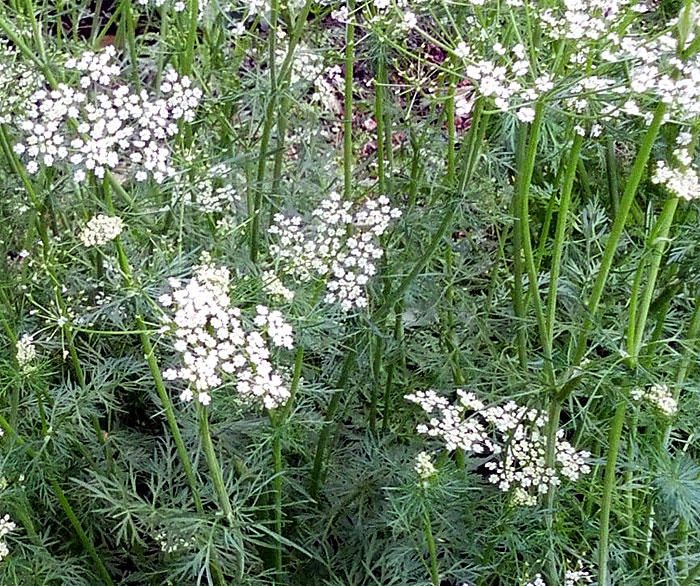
[249,0,313,262]
[598,401,627,586]
[101,185,206,518]
[136,315,204,514]
[630,196,679,363]
[545,132,583,355]
[568,102,668,372]
[199,405,234,523]
[514,101,552,382]
[424,511,440,586]
[542,133,584,548]
[343,0,355,201]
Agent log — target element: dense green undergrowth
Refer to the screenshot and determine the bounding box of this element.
[1,0,700,584]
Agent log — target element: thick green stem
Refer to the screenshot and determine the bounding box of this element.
[343,0,355,201]
[569,102,668,371]
[446,77,456,185]
[138,316,204,513]
[545,133,583,354]
[424,511,440,586]
[631,196,678,363]
[514,102,552,382]
[182,0,199,74]
[598,401,627,586]
[375,56,386,197]
[199,406,234,523]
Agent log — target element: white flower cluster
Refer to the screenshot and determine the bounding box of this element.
[631,383,678,416]
[13,47,201,183]
[405,390,591,504]
[367,0,420,35]
[154,529,197,554]
[0,38,42,124]
[160,256,294,409]
[269,192,401,311]
[262,270,295,302]
[78,214,125,247]
[171,162,241,213]
[565,562,594,586]
[15,334,36,371]
[525,561,594,586]
[0,514,16,562]
[652,148,700,201]
[539,0,637,43]
[445,0,700,130]
[274,38,344,114]
[414,451,436,482]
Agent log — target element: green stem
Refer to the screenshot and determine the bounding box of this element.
[375,56,386,197]
[631,196,679,363]
[569,102,667,371]
[343,0,355,201]
[598,401,627,586]
[424,511,440,586]
[545,133,583,354]
[124,0,141,92]
[182,0,199,74]
[446,76,456,185]
[271,423,283,578]
[515,101,552,382]
[381,299,404,433]
[137,317,203,514]
[50,476,114,585]
[310,347,356,499]
[199,405,234,523]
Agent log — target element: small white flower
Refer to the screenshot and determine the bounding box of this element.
[516,106,536,123]
[16,334,36,372]
[79,215,125,247]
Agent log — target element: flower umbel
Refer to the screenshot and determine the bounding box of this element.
[405,390,591,504]
[160,255,294,409]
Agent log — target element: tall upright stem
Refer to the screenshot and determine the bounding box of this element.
[199,406,234,523]
[598,401,627,586]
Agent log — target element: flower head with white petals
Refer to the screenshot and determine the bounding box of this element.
[160,255,294,409]
[406,390,591,504]
[269,192,401,311]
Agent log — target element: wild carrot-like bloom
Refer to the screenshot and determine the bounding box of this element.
[405,390,591,504]
[414,451,436,486]
[269,192,401,311]
[631,383,678,416]
[652,150,700,201]
[0,514,16,562]
[160,254,294,409]
[525,561,593,586]
[15,334,36,371]
[79,215,125,247]
[13,47,201,183]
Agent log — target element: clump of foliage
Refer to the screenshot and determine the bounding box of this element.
[1,0,700,584]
